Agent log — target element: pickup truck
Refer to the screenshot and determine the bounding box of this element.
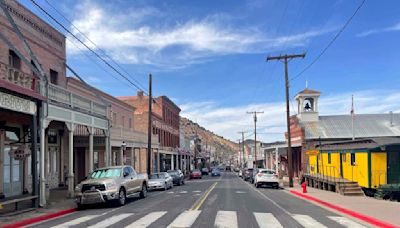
[74,165,148,209]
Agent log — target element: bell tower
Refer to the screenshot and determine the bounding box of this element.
[295,88,320,122]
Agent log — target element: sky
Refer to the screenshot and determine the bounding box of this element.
[20,0,400,143]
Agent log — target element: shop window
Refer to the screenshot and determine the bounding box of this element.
[350,153,356,166]
[50,69,58,85]
[328,153,331,164]
[9,50,21,69]
[94,151,99,169]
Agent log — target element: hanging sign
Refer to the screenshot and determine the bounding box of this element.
[9,145,31,160]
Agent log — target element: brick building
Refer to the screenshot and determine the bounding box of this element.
[118,91,181,172]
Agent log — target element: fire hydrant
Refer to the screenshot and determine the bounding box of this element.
[301,181,307,193]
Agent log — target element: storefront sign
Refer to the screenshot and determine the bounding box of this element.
[0,92,36,115]
[9,145,31,160]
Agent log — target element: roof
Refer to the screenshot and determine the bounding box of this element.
[301,113,400,140]
[316,137,400,151]
[297,88,321,95]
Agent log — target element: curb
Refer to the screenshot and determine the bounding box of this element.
[290,190,399,228]
[2,208,76,228]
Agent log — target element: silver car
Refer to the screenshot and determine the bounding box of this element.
[74,166,148,209]
[148,172,173,191]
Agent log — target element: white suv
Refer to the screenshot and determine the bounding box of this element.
[254,169,279,189]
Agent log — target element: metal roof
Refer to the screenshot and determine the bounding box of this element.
[316,137,400,151]
[301,113,400,140]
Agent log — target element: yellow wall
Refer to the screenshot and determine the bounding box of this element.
[318,152,341,178]
[371,153,387,187]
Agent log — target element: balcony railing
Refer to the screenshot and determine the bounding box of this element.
[48,83,108,118]
[0,61,40,93]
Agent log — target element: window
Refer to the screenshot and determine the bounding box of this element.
[350,153,356,166]
[113,113,117,125]
[94,151,99,169]
[9,50,21,69]
[123,167,130,177]
[129,118,132,129]
[50,69,58,85]
[327,153,331,164]
[122,116,125,127]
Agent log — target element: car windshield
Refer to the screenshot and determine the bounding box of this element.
[167,171,179,175]
[261,170,276,174]
[149,174,165,179]
[89,168,121,179]
[192,169,200,172]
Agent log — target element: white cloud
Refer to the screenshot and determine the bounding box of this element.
[357,22,400,37]
[66,0,334,69]
[180,90,400,143]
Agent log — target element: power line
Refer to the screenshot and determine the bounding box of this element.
[290,0,366,82]
[29,0,146,93]
[43,0,148,92]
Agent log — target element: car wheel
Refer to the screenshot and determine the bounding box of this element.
[182,180,185,185]
[164,182,168,191]
[140,184,147,198]
[178,180,181,186]
[117,188,126,206]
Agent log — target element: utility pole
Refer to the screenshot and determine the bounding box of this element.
[147,74,152,175]
[266,53,305,187]
[246,112,264,168]
[237,139,241,167]
[238,131,246,168]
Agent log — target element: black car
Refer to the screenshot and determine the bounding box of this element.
[167,169,185,186]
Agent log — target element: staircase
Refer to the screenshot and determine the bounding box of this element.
[338,182,364,196]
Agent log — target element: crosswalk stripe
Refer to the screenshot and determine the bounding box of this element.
[87,213,133,228]
[292,214,328,228]
[328,216,367,228]
[254,212,283,228]
[125,211,167,228]
[52,215,99,228]
[167,210,201,228]
[214,211,238,228]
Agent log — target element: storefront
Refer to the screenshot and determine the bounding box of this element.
[0,91,39,201]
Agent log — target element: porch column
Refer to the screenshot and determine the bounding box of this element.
[88,127,94,173]
[275,147,279,173]
[157,151,160,172]
[120,147,124,165]
[171,154,175,170]
[180,154,183,171]
[67,123,75,197]
[130,147,134,167]
[0,129,4,198]
[105,130,110,166]
[39,118,49,207]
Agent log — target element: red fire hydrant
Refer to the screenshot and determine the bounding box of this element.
[301,181,307,193]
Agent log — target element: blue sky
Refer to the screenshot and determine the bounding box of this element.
[20,0,400,142]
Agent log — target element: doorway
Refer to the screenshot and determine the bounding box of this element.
[74,147,86,183]
[387,151,400,184]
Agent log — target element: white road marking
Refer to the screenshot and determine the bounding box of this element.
[87,213,132,228]
[175,194,181,197]
[52,215,99,228]
[167,191,174,194]
[125,211,167,228]
[194,193,201,196]
[214,211,238,228]
[235,191,246,194]
[167,210,201,228]
[192,190,201,193]
[292,214,327,228]
[179,191,188,194]
[254,212,283,228]
[328,216,367,228]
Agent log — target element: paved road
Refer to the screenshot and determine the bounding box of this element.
[31,172,369,228]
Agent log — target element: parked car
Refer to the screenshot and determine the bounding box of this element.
[225,165,232,171]
[74,165,148,209]
[167,170,185,186]
[190,169,202,179]
[249,168,259,183]
[243,168,254,181]
[238,169,243,178]
[201,167,210,175]
[254,169,279,189]
[148,172,173,191]
[211,168,221,176]
[233,167,240,172]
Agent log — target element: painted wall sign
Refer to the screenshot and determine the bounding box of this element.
[0,91,36,115]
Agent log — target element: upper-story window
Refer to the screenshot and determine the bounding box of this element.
[113,113,117,125]
[121,116,125,127]
[9,50,21,69]
[129,118,132,129]
[50,69,58,85]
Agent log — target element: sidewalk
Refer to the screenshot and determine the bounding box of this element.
[287,183,400,227]
[0,188,76,227]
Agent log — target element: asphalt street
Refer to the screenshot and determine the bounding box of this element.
[30,172,369,228]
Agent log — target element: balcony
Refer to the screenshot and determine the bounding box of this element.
[48,83,108,118]
[0,61,42,98]
[110,125,159,144]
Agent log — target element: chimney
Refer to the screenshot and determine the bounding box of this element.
[137,90,144,97]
